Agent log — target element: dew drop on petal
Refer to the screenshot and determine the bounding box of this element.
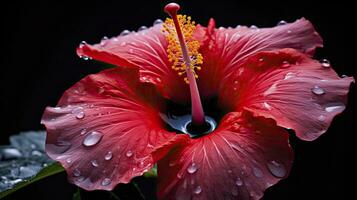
[284,72,295,80]
[120,30,130,36]
[101,178,111,186]
[281,60,290,68]
[325,104,345,113]
[79,41,87,48]
[176,171,184,179]
[91,160,99,167]
[72,107,85,119]
[66,158,72,164]
[187,163,198,174]
[263,102,272,110]
[320,59,330,68]
[83,131,103,147]
[235,177,243,186]
[277,20,287,26]
[169,161,176,167]
[232,187,239,196]
[126,150,133,157]
[250,25,258,29]
[138,26,148,31]
[73,169,81,177]
[267,161,286,178]
[311,86,325,95]
[317,115,326,122]
[120,41,126,46]
[100,36,108,46]
[105,151,113,160]
[286,30,292,33]
[153,19,163,25]
[193,185,202,194]
[129,49,134,54]
[253,167,263,178]
[80,129,87,135]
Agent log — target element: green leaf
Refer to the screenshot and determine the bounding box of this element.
[0,162,64,199]
[73,188,81,200]
[143,164,157,178]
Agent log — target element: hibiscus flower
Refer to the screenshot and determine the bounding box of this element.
[41,3,354,200]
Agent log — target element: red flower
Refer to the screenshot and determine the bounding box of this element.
[41,3,353,199]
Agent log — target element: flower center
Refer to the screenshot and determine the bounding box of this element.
[163,3,205,126]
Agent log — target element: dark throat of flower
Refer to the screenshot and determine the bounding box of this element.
[163,3,205,127]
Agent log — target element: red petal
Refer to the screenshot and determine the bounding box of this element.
[223,48,354,141]
[197,18,323,98]
[77,24,190,102]
[157,112,293,200]
[41,67,188,190]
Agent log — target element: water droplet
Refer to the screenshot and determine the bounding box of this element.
[80,129,87,135]
[228,169,233,174]
[281,60,290,68]
[105,151,113,160]
[81,56,90,61]
[187,163,198,174]
[53,140,72,154]
[235,177,243,186]
[317,115,326,121]
[2,148,23,159]
[97,87,105,94]
[341,74,348,78]
[153,19,163,25]
[169,161,176,167]
[232,187,239,196]
[138,26,148,31]
[176,171,184,179]
[83,131,103,147]
[129,49,134,54]
[153,19,164,26]
[267,161,286,178]
[311,86,325,95]
[100,36,108,46]
[31,150,42,156]
[193,185,202,194]
[263,83,277,96]
[72,107,85,119]
[325,104,345,113]
[79,41,87,48]
[253,167,263,178]
[19,166,38,178]
[91,160,99,167]
[120,30,130,36]
[277,20,287,26]
[126,150,133,157]
[101,178,111,186]
[73,169,81,177]
[320,59,330,68]
[250,25,258,29]
[66,158,72,164]
[76,176,85,182]
[286,30,292,33]
[120,41,126,47]
[263,102,272,110]
[284,72,295,80]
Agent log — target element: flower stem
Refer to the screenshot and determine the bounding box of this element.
[164,3,205,126]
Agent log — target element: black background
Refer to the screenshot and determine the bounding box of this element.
[1,0,355,199]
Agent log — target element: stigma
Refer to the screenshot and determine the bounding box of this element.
[163,3,203,84]
[163,3,205,126]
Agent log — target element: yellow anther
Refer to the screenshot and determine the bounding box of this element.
[162,14,203,84]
